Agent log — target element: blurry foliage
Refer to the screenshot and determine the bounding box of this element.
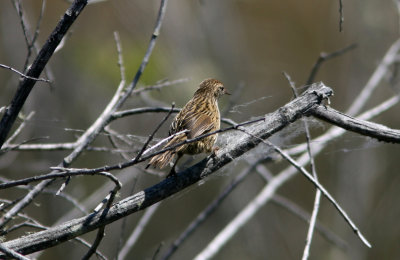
[68,38,169,88]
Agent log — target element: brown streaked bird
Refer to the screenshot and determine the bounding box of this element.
[146,78,230,177]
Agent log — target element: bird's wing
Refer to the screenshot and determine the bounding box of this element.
[181,111,214,139]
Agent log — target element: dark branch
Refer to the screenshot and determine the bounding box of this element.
[306,44,357,85]
[310,105,400,143]
[0,64,51,83]
[0,0,88,148]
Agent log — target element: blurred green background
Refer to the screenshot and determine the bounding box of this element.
[0,0,399,259]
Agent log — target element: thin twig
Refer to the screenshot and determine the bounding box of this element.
[114,31,126,83]
[56,169,140,225]
[12,0,54,85]
[221,81,245,116]
[132,78,189,95]
[152,242,164,260]
[347,38,400,115]
[0,206,106,260]
[84,177,120,260]
[74,237,108,260]
[82,226,105,260]
[0,176,87,216]
[306,44,357,85]
[238,129,371,248]
[255,162,347,250]
[44,117,266,178]
[13,0,30,46]
[0,179,54,229]
[284,73,322,259]
[115,175,139,259]
[118,203,161,259]
[271,194,347,250]
[133,103,175,163]
[254,164,347,250]
[193,131,368,260]
[84,191,117,260]
[104,126,133,160]
[116,0,169,105]
[3,111,35,148]
[113,106,235,126]
[93,172,122,213]
[0,0,87,148]
[339,0,344,32]
[31,0,46,52]
[161,159,264,260]
[301,116,320,260]
[0,169,121,193]
[0,64,51,83]
[0,243,30,260]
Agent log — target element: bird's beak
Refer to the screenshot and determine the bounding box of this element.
[224,89,231,95]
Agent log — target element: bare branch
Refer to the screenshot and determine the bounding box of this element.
[132,78,190,95]
[339,0,344,32]
[284,75,323,260]
[311,105,400,143]
[287,95,400,156]
[133,103,175,163]
[0,0,88,148]
[0,179,54,230]
[0,243,29,260]
[0,64,51,83]
[262,139,371,248]
[82,226,106,260]
[306,44,357,85]
[118,203,161,259]
[114,31,126,83]
[161,159,264,260]
[3,111,35,148]
[347,38,400,115]
[193,133,369,260]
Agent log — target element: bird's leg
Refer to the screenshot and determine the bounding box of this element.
[211,146,220,155]
[167,153,182,178]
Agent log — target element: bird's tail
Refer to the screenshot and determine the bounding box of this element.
[146,134,186,169]
[146,149,176,169]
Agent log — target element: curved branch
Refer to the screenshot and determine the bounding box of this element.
[311,105,400,143]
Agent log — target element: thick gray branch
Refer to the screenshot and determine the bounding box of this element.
[0,83,333,257]
[311,105,400,143]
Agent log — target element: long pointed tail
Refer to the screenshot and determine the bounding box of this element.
[146,133,186,169]
[147,149,176,169]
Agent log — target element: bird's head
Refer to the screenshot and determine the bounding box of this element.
[197,78,230,99]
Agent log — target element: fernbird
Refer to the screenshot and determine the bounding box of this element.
[146,78,230,177]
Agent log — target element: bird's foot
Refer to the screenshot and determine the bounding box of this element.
[212,146,220,155]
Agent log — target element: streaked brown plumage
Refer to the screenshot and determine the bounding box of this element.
[147,78,230,177]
